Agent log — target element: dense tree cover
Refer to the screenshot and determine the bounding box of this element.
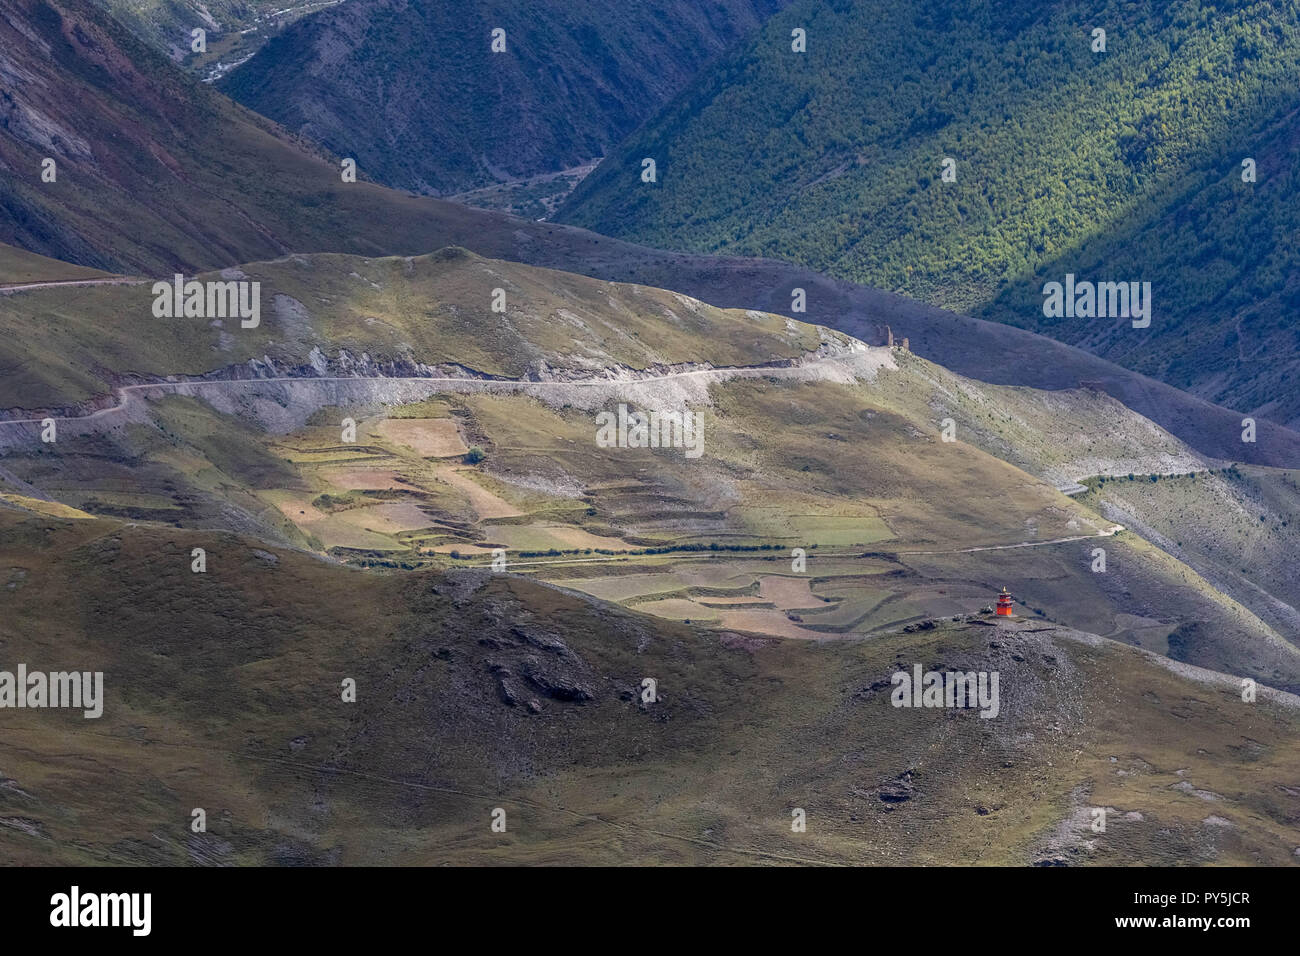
[560,0,1300,425]
[988,95,1300,424]
[219,0,789,195]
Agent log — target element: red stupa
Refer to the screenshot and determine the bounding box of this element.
[996,587,1014,616]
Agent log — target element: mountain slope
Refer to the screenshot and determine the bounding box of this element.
[985,100,1300,428]
[3,0,1299,473]
[1077,466,1300,641]
[1,250,1296,864]
[0,247,841,409]
[1,250,1296,692]
[219,0,789,197]
[0,0,520,273]
[3,493,1299,865]
[0,240,110,283]
[4,0,1299,872]
[557,0,1300,426]
[94,0,340,77]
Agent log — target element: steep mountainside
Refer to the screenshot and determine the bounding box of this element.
[1077,466,1300,641]
[94,0,253,52]
[92,0,315,68]
[219,0,789,196]
[0,0,516,273]
[3,0,1298,472]
[558,0,1300,427]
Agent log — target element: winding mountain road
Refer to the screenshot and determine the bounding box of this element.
[0,277,146,294]
[0,353,862,427]
[895,526,1125,556]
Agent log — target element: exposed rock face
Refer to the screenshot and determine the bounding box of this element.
[878,773,915,803]
[482,624,597,709]
[523,657,595,703]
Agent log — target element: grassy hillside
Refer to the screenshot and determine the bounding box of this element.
[869,350,1208,491]
[2,251,1294,692]
[2,506,1298,865]
[558,0,1300,426]
[0,248,836,410]
[219,0,788,197]
[1078,467,1300,641]
[0,241,113,285]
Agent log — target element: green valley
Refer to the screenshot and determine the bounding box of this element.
[559,0,1300,426]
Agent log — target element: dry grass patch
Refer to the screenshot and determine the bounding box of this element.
[372,419,468,458]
